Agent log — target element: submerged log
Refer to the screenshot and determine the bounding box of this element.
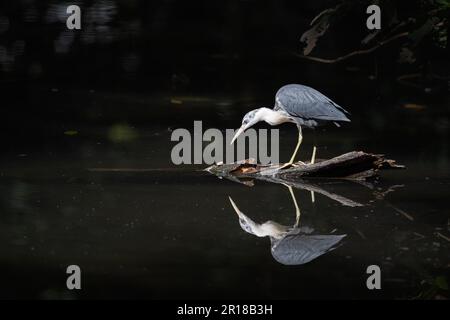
[205,151,405,181]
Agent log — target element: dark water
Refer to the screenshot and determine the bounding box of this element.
[0,88,448,300]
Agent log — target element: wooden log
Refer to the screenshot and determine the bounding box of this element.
[205,151,405,181]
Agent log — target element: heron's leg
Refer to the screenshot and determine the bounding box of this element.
[283,185,301,228]
[310,146,317,164]
[280,126,303,169]
[288,126,303,164]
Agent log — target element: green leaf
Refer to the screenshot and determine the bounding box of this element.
[436,0,450,9]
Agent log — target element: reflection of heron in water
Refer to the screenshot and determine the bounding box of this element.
[228,186,346,265]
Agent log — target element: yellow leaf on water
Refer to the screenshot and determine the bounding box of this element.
[403,104,426,110]
[170,99,183,105]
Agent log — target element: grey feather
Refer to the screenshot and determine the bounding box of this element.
[274,84,350,126]
[271,233,346,266]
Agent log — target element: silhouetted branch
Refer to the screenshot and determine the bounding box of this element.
[296,32,409,64]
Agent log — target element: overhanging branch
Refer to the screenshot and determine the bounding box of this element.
[296,32,409,64]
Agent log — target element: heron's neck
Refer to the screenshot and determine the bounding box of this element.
[242,217,289,239]
[257,107,291,126]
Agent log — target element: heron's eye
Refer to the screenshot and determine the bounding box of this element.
[243,119,249,125]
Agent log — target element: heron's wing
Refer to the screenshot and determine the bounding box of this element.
[271,233,346,265]
[275,84,350,122]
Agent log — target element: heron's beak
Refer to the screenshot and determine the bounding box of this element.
[228,196,243,217]
[230,126,245,145]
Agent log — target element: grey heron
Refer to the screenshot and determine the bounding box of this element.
[231,84,350,167]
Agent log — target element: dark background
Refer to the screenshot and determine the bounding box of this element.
[1,0,448,130]
[0,0,448,300]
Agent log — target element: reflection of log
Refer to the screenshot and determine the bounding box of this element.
[206,151,405,181]
[266,178,364,207]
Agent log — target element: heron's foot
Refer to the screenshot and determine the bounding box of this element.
[278,162,292,170]
[279,161,305,170]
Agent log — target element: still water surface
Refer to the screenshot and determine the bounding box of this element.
[0,90,448,299]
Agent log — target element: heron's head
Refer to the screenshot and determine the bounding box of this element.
[230,108,263,144]
[228,196,290,238]
[228,196,257,235]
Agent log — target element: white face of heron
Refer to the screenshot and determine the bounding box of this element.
[230,109,261,144]
[228,197,290,239]
[242,109,259,127]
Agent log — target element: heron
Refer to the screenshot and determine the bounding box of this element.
[231,84,350,168]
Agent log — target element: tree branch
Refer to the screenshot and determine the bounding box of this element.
[295,32,409,64]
